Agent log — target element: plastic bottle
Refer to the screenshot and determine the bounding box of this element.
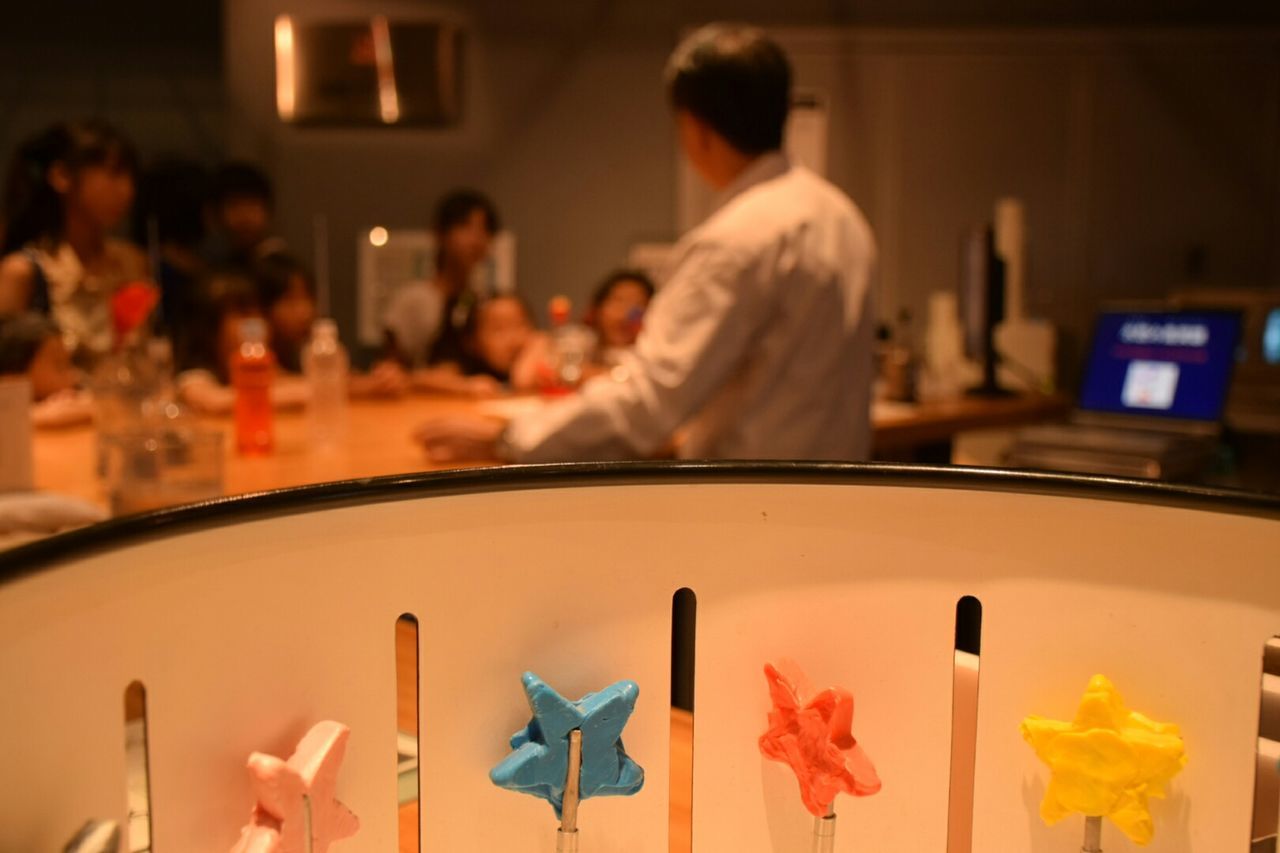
[232,318,275,455]
[303,318,349,448]
[547,296,596,391]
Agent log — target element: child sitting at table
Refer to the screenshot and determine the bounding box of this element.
[428,294,544,395]
[252,253,316,375]
[176,271,309,414]
[584,269,654,366]
[177,270,406,412]
[0,312,91,426]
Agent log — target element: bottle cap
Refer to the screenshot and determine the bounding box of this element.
[312,318,339,340]
[239,317,268,344]
[549,296,572,326]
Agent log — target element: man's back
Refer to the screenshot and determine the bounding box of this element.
[660,153,876,459]
[415,25,879,466]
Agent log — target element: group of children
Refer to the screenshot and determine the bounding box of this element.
[0,118,656,425]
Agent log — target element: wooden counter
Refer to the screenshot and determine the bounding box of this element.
[870,392,1070,454]
[32,393,1069,509]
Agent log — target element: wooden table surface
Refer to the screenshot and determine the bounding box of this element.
[32,395,506,508]
[32,392,1068,510]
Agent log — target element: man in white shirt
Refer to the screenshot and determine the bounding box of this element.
[416,23,876,462]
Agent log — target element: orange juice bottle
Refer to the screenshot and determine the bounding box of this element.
[232,318,275,455]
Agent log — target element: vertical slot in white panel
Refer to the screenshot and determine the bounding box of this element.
[1251,637,1280,852]
[124,680,152,853]
[397,614,420,853]
[671,588,696,853]
[948,595,982,853]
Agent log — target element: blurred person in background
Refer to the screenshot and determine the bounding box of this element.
[584,268,654,367]
[378,188,506,396]
[208,161,286,269]
[252,252,317,375]
[180,259,404,410]
[382,189,502,368]
[132,157,211,364]
[175,269,264,414]
[174,267,307,413]
[426,293,545,395]
[0,119,147,368]
[0,312,90,427]
[251,252,406,398]
[416,24,876,463]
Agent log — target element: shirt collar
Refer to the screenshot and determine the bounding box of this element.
[712,151,792,214]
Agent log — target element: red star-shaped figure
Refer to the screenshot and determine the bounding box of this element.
[231,721,360,853]
[758,662,882,816]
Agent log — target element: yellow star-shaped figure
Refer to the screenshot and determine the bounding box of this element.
[1021,674,1186,846]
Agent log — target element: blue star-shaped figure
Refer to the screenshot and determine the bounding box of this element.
[490,672,645,817]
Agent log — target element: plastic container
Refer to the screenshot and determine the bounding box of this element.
[231,318,275,455]
[303,318,349,448]
[547,296,597,392]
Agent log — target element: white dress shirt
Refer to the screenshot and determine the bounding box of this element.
[506,152,877,462]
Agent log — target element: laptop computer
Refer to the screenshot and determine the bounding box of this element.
[1007,307,1243,480]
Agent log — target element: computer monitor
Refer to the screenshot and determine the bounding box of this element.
[1078,309,1242,423]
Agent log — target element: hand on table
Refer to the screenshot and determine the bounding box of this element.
[270,376,311,410]
[351,361,410,398]
[179,372,234,415]
[407,365,505,399]
[462,375,504,398]
[414,413,507,463]
[31,390,93,429]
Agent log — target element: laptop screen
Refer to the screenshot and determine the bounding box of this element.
[1078,310,1242,422]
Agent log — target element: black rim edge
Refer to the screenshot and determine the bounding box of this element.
[2,460,1277,584]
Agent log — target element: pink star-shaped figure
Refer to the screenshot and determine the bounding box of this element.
[758,661,882,816]
[230,721,360,853]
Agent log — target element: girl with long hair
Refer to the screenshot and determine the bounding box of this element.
[0,119,147,366]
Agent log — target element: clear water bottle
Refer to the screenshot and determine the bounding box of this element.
[303,318,349,448]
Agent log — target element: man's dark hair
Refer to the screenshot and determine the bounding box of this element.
[665,24,792,155]
[433,188,501,237]
[211,161,274,209]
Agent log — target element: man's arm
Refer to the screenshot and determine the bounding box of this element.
[503,239,769,461]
